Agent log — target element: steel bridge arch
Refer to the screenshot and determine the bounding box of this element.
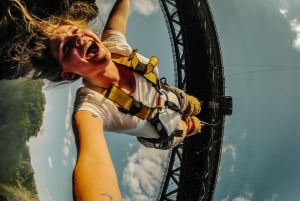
[157,0,232,201]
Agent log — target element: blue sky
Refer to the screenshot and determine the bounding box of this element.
[211,0,300,200]
[28,0,300,201]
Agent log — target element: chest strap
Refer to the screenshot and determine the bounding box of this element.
[85,83,155,120]
[111,49,159,85]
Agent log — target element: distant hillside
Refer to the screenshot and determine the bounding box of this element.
[0,79,45,201]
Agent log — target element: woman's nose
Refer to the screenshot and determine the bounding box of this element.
[74,34,84,46]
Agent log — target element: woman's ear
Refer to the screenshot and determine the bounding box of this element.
[60,71,77,80]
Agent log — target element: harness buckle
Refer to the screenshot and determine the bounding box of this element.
[156,88,168,114]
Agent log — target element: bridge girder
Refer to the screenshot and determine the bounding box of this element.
[157,0,231,201]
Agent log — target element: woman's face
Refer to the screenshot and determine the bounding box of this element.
[50,25,111,78]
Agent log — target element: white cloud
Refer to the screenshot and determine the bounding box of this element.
[265,193,279,201]
[122,145,170,201]
[278,2,300,51]
[289,18,300,51]
[222,144,237,161]
[279,0,289,19]
[63,142,70,158]
[221,190,253,201]
[232,197,251,201]
[222,144,237,173]
[229,164,235,173]
[62,159,68,167]
[45,188,53,201]
[221,195,230,201]
[61,86,76,167]
[72,157,76,166]
[48,156,53,169]
[280,0,290,12]
[132,0,160,16]
[240,131,247,140]
[44,103,53,114]
[279,8,288,18]
[233,191,253,201]
[65,86,73,131]
[271,194,279,201]
[128,142,136,149]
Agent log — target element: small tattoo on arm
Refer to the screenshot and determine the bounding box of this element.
[100,193,115,201]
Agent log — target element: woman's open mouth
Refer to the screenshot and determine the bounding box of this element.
[84,41,99,60]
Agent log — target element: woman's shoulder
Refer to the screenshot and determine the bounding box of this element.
[101,30,126,42]
[76,85,99,96]
[74,86,106,105]
[101,30,132,56]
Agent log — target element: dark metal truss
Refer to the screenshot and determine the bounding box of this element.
[156,0,231,201]
[159,0,187,90]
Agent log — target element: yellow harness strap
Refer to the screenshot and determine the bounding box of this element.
[86,83,155,120]
[84,50,160,120]
[111,49,159,85]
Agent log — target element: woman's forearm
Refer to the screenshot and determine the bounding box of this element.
[72,111,122,201]
[103,0,131,35]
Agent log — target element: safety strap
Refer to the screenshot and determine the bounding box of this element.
[86,83,155,120]
[85,50,164,119]
[85,50,183,149]
[111,49,159,85]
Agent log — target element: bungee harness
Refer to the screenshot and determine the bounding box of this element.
[85,49,184,149]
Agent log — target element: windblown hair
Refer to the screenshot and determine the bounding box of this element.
[0,0,98,83]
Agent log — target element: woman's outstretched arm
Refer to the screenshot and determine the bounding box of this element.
[103,0,131,35]
[72,111,122,201]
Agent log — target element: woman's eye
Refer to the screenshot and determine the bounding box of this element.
[61,28,80,58]
[72,28,79,34]
[63,41,71,58]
